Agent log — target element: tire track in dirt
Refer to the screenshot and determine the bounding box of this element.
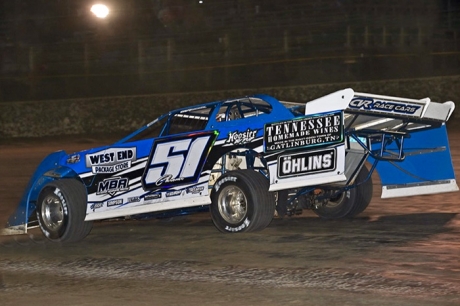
[1,129,460,305]
[1,257,459,300]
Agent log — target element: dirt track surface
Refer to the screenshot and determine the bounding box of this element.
[1,130,460,306]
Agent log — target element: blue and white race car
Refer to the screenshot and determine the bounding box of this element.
[3,88,458,242]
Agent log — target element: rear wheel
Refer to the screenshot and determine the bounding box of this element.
[210,170,275,233]
[312,166,373,219]
[344,166,373,218]
[36,179,93,243]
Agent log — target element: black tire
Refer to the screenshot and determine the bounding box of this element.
[36,179,93,243]
[345,165,373,218]
[210,170,275,233]
[275,189,289,218]
[312,166,373,219]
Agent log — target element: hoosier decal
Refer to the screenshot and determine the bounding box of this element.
[277,148,336,178]
[264,111,343,153]
[86,147,136,174]
[225,128,258,145]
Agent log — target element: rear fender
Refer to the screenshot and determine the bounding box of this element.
[370,124,458,198]
[3,151,81,234]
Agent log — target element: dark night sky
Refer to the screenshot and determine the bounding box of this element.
[0,1,458,101]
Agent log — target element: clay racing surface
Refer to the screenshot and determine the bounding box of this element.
[1,129,460,306]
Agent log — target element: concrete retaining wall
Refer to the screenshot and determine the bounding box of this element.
[1,76,459,139]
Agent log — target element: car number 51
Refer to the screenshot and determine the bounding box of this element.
[142,132,217,190]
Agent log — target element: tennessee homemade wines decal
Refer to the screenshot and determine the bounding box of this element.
[264,111,343,153]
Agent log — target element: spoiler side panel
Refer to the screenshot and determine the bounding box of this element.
[370,124,458,198]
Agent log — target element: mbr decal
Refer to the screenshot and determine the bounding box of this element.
[97,177,129,195]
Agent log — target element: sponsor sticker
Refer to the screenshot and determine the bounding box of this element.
[186,186,205,194]
[92,161,131,174]
[90,202,104,211]
[264,112,343,153]
[145,193,162,201]
[225,128,258,145]
[277,148,336,178]
[348,97,422,115]
[66,154,80,164]
[166,190,182,197]
[97,177,129,196]
[86,147,136,174]
[107,199,123,207]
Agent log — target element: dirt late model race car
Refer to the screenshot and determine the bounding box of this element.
[2,88,458,242]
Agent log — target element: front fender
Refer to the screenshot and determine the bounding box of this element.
[4,150,80,233]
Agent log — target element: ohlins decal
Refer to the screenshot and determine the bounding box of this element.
[277,148,336,178]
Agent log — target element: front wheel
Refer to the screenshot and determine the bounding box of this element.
[210,170,275,233]
[36,179,93,243]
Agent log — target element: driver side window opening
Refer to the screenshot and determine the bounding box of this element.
[167,106,214,135]
[216,98,272,122]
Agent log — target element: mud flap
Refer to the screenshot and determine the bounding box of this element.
[370,124,458,198]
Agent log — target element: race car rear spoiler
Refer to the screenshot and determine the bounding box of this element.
[287,88,455,122]
[350,91,454,122]
[282,88,457,198]
[301,88,457,198]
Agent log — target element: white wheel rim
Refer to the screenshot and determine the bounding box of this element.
[217,185,248,224]
[41,194,64,231]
